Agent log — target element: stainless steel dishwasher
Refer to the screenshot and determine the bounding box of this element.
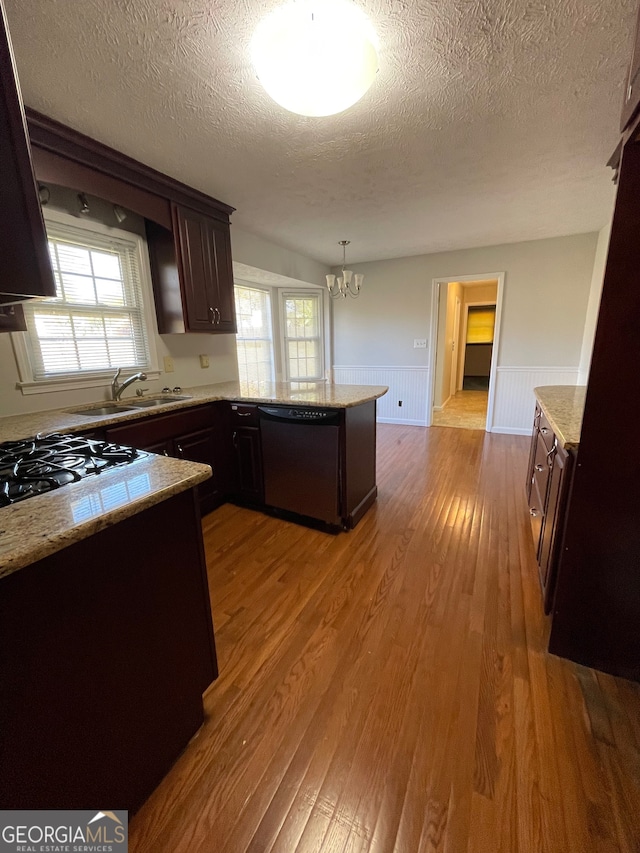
[258,406,342,525]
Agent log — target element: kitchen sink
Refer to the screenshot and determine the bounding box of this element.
[68,403,137,417]
[124,395,192,408]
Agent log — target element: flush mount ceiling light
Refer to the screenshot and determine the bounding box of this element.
[251,0,379,117]
[326,240,363,299]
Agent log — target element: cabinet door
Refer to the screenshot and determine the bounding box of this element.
[525,406,541,502]
[621,3,640,131]
[172,204,236,334]
[0,1,56,303]
[202,217,236,332]
[174,426,222,514]
[232,426,264,503]
[539,445,572,614]
[143,439,173,457]
[173,205,217,332]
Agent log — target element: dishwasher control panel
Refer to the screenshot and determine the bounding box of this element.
[258,406,341,425]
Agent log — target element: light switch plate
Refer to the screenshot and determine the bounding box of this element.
[414,338,427,349]
[199,354,210,369]
[163,356,175,373]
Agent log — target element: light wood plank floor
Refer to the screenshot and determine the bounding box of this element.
[130,425,640,853]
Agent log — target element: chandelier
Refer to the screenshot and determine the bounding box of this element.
[326,240,363,299]
[251,0,379,117]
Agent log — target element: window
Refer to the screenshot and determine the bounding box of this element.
[18,214,153,385]
[466,305,496,344]
[234,284,275,383]
[282,293,323,380]
[234,284,325,383]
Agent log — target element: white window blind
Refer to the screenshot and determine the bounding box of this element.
[234,284,275,383]
[22,221,151,380]
[283,293,323,380]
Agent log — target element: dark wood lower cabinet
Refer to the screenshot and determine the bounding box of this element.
[232,425,264,504]
[0,488,216,811]
[525,405,575,614]
[105,398,379,528]
[538,443,572,613]
[106,404,225,515]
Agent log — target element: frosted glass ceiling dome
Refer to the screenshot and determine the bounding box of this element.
[251,0,379,117]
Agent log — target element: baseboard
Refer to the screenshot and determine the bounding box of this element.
[491,425,532,436]
[377,417,428,427]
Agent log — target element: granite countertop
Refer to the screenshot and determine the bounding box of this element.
[534,385,586,449]
[0,380,389,443]
[0,454,212,579]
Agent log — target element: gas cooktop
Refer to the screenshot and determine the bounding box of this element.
[0,433,144,507]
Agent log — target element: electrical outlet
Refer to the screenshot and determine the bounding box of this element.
[414,338,427,349]
[398,400,403,407]
[199,354,210,369]
[163,355,174,373]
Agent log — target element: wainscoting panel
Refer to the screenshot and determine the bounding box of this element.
[333,366,429,425]
[491,367,580,435]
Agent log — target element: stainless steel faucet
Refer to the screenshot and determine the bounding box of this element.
[111,367,148,401]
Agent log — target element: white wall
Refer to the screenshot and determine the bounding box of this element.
[578,222,612,384]
[333,233,599,432]
[0,214,329,417]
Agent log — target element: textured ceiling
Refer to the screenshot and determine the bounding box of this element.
[5,0,636,266]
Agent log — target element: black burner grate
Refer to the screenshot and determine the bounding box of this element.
[0,433,143,506]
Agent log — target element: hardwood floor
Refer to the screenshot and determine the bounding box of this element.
[130,424,640,852]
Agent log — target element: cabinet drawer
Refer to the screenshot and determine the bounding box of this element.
[106,405,213,449]
[228,402,259,425]
[538,410,555,452]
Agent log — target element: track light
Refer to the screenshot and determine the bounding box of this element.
[113,205,127,223]
[77,193,90,215]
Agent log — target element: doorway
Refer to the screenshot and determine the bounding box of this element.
[427,274,504,431]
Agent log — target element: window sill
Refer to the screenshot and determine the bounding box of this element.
[16,371,162,396]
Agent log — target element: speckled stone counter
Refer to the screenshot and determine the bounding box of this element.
[534,385,586,450]
[0,455,211,579]
[0,381,388,443]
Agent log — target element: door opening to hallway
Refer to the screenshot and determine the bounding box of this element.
[429,275,502,431]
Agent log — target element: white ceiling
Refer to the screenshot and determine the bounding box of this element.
[5,0,636,266]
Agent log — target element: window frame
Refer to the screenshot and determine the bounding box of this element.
[11,209,160,395]
[233,281,276,384]
[279,290,325,382]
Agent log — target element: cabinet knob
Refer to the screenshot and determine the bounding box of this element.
[540,427,549,434]
[214,307,221,325]
[535,464,544,472]
[163,450,169,457]
[176,443,184,456]
[209,307,215,324]
[530,508,538,517]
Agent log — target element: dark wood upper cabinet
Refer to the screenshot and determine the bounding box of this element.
[147,206,236,335]
[170,205,236,334]
[0,0,55,305]
[621,2,640,131]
